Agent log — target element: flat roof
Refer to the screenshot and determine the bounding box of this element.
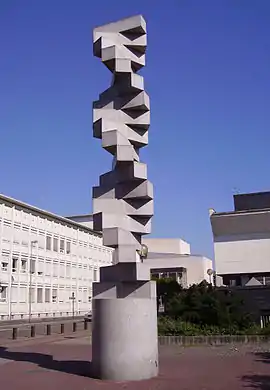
[234,190,270,197]
[0,194,101,237]
[211,208,270,218]
[66,214,93,219]
[147,252,204,259]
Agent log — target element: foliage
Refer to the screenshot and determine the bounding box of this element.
[158,316,262,336]
[156,279,257,335]
[260,323,270,335]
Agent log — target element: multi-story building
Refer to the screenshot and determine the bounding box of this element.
[142,238,213,287]
[210,191,270,287]
[0,194,113,320]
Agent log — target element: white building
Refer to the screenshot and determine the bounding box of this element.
[0,194,113,320]
[210,191,270,287]
[142,237,191,256]
[142,238,213,287]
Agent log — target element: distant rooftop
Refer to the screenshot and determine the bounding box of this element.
[147,252,204,259]
[234,191,270,212]
[0,194,100,237]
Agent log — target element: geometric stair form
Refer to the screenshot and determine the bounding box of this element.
[92,14,153,265]
[91,15,158,382]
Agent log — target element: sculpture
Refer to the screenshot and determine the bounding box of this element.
[91,15,158,381]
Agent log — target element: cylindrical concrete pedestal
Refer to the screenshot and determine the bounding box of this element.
[91,298,159,381]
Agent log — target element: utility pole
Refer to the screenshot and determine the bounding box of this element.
[69,292,75,319]
[29,240,38,323]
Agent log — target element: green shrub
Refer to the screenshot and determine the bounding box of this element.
[260,323,270,335]
[158,316,261,336]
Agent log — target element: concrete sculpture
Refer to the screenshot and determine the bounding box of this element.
[91,15,158,381]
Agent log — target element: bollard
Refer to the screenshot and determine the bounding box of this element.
[72,322,77,332]
[30,325,35,338]
[12,327,17,340]
[84,319,87,330]
[46,324,51,336]
[60,323,64,334]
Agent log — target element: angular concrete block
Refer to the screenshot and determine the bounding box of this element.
[99,262,150,282]
[91,15,158,381]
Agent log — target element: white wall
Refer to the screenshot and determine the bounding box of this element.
[215,233,270,275]
[0,200,113,320]
[145,255,212,286]
[142,238,191,255]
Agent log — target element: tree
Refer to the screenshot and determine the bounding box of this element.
[154,278,182,313]
[159,280,252,330]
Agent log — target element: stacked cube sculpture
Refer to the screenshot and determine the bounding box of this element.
[91,15,158,381]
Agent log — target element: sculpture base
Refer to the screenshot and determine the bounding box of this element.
[91,288,159,381]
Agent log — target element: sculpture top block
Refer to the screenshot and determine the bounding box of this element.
[92,15,153,270]
[93,15,147,73]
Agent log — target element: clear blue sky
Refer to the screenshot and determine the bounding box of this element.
[1,1,270,259]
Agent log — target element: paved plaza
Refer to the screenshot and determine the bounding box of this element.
[0,334,270,389]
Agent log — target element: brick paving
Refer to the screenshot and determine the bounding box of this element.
[0,335,270,389]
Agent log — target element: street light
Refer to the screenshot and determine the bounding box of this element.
[9,275,14,320]
[137,244,148,262]
[207,268,214,285]
[29,240,38,323]
[69,292,75,319]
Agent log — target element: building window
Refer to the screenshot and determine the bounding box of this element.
[45,261,51,276]
[2,220,12,243]
[60,239,65,253]
[52,289,57,303]
[37,288,43,303]
[66,263,71,277]
[19,287,27,303]
[0,286,7,302]
[12,257,18,273]
[30,259,36,274]
[21,259,27,273]
[30,287,35,303]
[46,236,52,251]
[11,285,18,303]
[45,288,50,303]
[53,237,58,252]
[59,262,65,278]
[37,260,44,276]
[93,268,98,281]
[66,241,71,254]
[1,261,8,272]
[38,236,45,250]
[53,261,58,277]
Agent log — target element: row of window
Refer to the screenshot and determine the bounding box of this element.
[0,217,104,249]
[0,209,101,245]
[0,285,92,304]
[1,256,99,280]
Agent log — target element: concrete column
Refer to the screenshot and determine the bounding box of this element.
[92,293,158,381]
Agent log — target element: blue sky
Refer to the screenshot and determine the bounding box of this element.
[1,1,270,259]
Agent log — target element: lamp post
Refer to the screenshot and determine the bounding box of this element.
[9,275,14,320]
[137,244,148,262]
[207,268,214,285]
[29,240,38,323]
[69,292,75,319]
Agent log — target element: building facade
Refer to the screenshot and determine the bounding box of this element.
[210,191,270,287]
[142,238,213,287]
[142,237,191,256]
[0,194,113,320]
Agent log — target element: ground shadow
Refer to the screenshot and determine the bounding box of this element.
[0,346,97,378]
[254,352,270,365]
[242,352,270,389]
[242,374,270,389]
